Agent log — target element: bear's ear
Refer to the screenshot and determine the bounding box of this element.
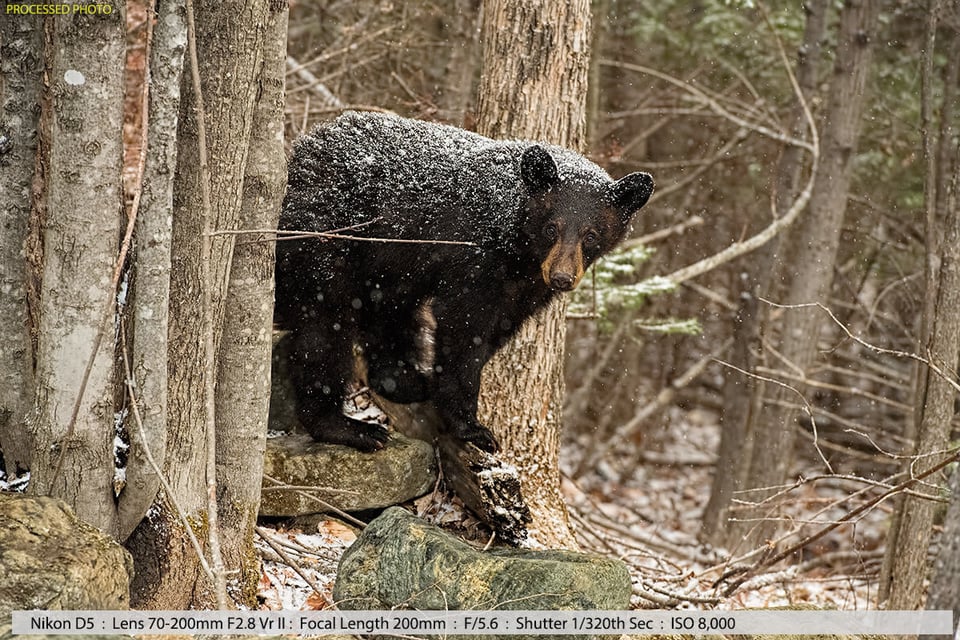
[521,145,559,192]
[611,172,654,220]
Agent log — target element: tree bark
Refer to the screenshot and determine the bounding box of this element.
[922,461,960,640]
[701,0,829,546]
[881,8,960,603]
[28,4,126,539]
[436,0,480,127]
[129,0,269,608]
[474,0,591,549]
[729,0,880,550]
[119,0,186,543]
[215,0,287,608]
[0,10,43,478]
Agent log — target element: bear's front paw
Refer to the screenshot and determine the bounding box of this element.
[351,421,391,452]
[303,415,390,453]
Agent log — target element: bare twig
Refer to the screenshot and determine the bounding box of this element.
[621,215,704,249]
[262,474,368,529]
[761,299,960,395]
[714,358,833,474]
[285,55,343,108]
[208,227,477,246]
[256,526,336,608]
[599,59,813,151]
[579,339,731,474]
[616,11,821,287]
[717,447,960,596]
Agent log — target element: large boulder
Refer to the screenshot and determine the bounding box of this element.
[335,507,630,620]
[260,433,437,515]
[0,494,133,612]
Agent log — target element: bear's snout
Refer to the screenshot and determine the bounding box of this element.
[541,239,585,291]
[550,272,576,291]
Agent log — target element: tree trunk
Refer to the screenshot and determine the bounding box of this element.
[129,0,269,608]
[119,0,186,543]
[701,0,829,546]
[28,5,126,539]
[436,0,479,127]
[728,0,880,551]
[922,462,960,640]
[881,6,960,605]
[474,0,591,549]
[0,11,43,478]
[215,0,287,608]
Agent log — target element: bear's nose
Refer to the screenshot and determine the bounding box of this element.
[550,273,576,291]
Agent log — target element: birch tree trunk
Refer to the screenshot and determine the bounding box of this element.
[28,3,126,539]
[729,0,880,551]
[474,0,591,549]
[215,0,287,607]
[0,11,43,478]
[119,0,186,543]
[127,0,270,608]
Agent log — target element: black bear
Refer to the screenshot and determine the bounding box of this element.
[275,111,654,452]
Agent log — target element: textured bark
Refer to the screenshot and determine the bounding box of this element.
[28,4,126,539]
[436,0,479,126]
[119,0,186,543]
[729,0,880,550]
[922,463,960,640]
[134,0,269,609]
[882,18,960,604]
[0,11,43,477]
[701,0,828,546]
[215,0,287,608]
[474,0,591,549]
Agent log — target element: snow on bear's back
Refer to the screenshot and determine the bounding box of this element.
[285,111,616,241]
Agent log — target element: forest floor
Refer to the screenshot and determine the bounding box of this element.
[255,404,887,612]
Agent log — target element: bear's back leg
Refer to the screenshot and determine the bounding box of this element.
[360,298,433,404]
[288,312,389,452]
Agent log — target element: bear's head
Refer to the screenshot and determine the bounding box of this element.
[520,145,654,292]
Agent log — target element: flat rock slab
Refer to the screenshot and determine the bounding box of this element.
[260,433,437,515]
[0,494,133,612]
[335,507,630,638]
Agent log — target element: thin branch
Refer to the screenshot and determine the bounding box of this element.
[285,55,343,107]
[761,299,960,395]
[715,358,833,473]
[718,447,960,596]
[208,227,477,246]
[579,339,731,473]
[650,11,820,285]
[262,474,368,529]
[599,59,813,152]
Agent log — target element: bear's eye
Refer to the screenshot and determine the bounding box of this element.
[583,230,599,247]
[544,223,559,241]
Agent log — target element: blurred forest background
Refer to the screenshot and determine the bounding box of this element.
[281,0,960,610]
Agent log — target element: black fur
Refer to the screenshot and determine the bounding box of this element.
[275,111,653,452]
